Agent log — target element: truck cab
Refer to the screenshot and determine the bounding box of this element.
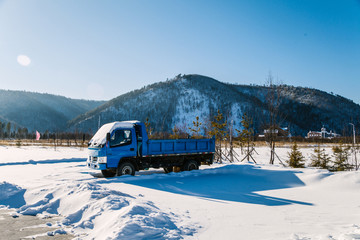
[87,121,146,177]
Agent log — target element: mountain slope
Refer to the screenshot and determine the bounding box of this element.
[68,74,360,136]
[68,75,265,134]
[0,90,105,132]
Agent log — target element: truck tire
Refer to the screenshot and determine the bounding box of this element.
[163,167,173,173]
[117,162,135,176]
[182,160,199,171]
[101,169,116,178]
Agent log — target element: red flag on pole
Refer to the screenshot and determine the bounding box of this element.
[36,131,41,141]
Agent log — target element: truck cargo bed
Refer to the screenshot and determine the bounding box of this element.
[145,138,215,156]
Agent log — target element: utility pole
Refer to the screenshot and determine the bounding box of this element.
[349,123,358,170]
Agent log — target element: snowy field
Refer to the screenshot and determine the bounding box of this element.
[0,145,359,240]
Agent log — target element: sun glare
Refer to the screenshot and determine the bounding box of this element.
[17,55,31,66]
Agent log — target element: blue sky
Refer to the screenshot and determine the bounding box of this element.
[0,0,359,102]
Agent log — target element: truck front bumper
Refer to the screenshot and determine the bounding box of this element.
[87,161,107,170]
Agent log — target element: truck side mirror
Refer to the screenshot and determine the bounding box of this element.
[106,132,111,142]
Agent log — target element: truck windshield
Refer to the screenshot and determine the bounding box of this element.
[88,122,135,148]
[110,129,132,147]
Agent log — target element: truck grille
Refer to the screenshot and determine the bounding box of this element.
[91,156,98,162]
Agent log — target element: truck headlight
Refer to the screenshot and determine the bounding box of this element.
[97,156,107,163]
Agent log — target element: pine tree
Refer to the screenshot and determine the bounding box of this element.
[310,146,331,169]
[332,143,352,171]
[144,117,153,137]
[6,122,11,138]
[287,142,305,168]
[236,113,255,162]
[310,146,321,167]
[188,116,202,138]
[170,125,180,139]
[209,110,227,163]
[209,110,227,140]
[44,130,49,140]
[0,121,3,138]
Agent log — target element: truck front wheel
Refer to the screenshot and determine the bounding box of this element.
[117,162,135,176]
[182,160,199,171]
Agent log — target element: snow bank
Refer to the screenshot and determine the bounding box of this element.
[17,181,195,240]
[0,182,26,208]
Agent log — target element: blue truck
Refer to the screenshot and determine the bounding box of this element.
[87,121,215,177]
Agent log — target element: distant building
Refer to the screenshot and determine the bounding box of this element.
[306,126,340,139]
[307,131,322,138]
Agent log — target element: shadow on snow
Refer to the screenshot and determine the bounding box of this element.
[99,164,313,206]
[0,158,86,166]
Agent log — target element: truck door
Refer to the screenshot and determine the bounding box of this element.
[134,124,142,156]
[106,128,136,168]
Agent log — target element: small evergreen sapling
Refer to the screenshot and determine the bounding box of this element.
[209,110,227,163]
[287,142,305,168]
[188,116,202,138]
[236,113,255,162]
[332,143,352,171]
[209,110,227,140]
[144,117,153,136]
[310,145,331,169]
[170,125,180,139]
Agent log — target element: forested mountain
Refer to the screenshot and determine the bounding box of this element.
[68,74,360,136]
[0,90,105,132]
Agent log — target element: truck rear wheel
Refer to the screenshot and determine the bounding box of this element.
[101,169,116,178]
[182,160,199,171]
[117,162,135,176]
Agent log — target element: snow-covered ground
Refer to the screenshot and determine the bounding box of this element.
[0,145,359,240]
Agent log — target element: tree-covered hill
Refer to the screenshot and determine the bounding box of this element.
[0,90,105,132]
[68,74,360,136]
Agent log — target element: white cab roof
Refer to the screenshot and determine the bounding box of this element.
[89,120,140,146]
